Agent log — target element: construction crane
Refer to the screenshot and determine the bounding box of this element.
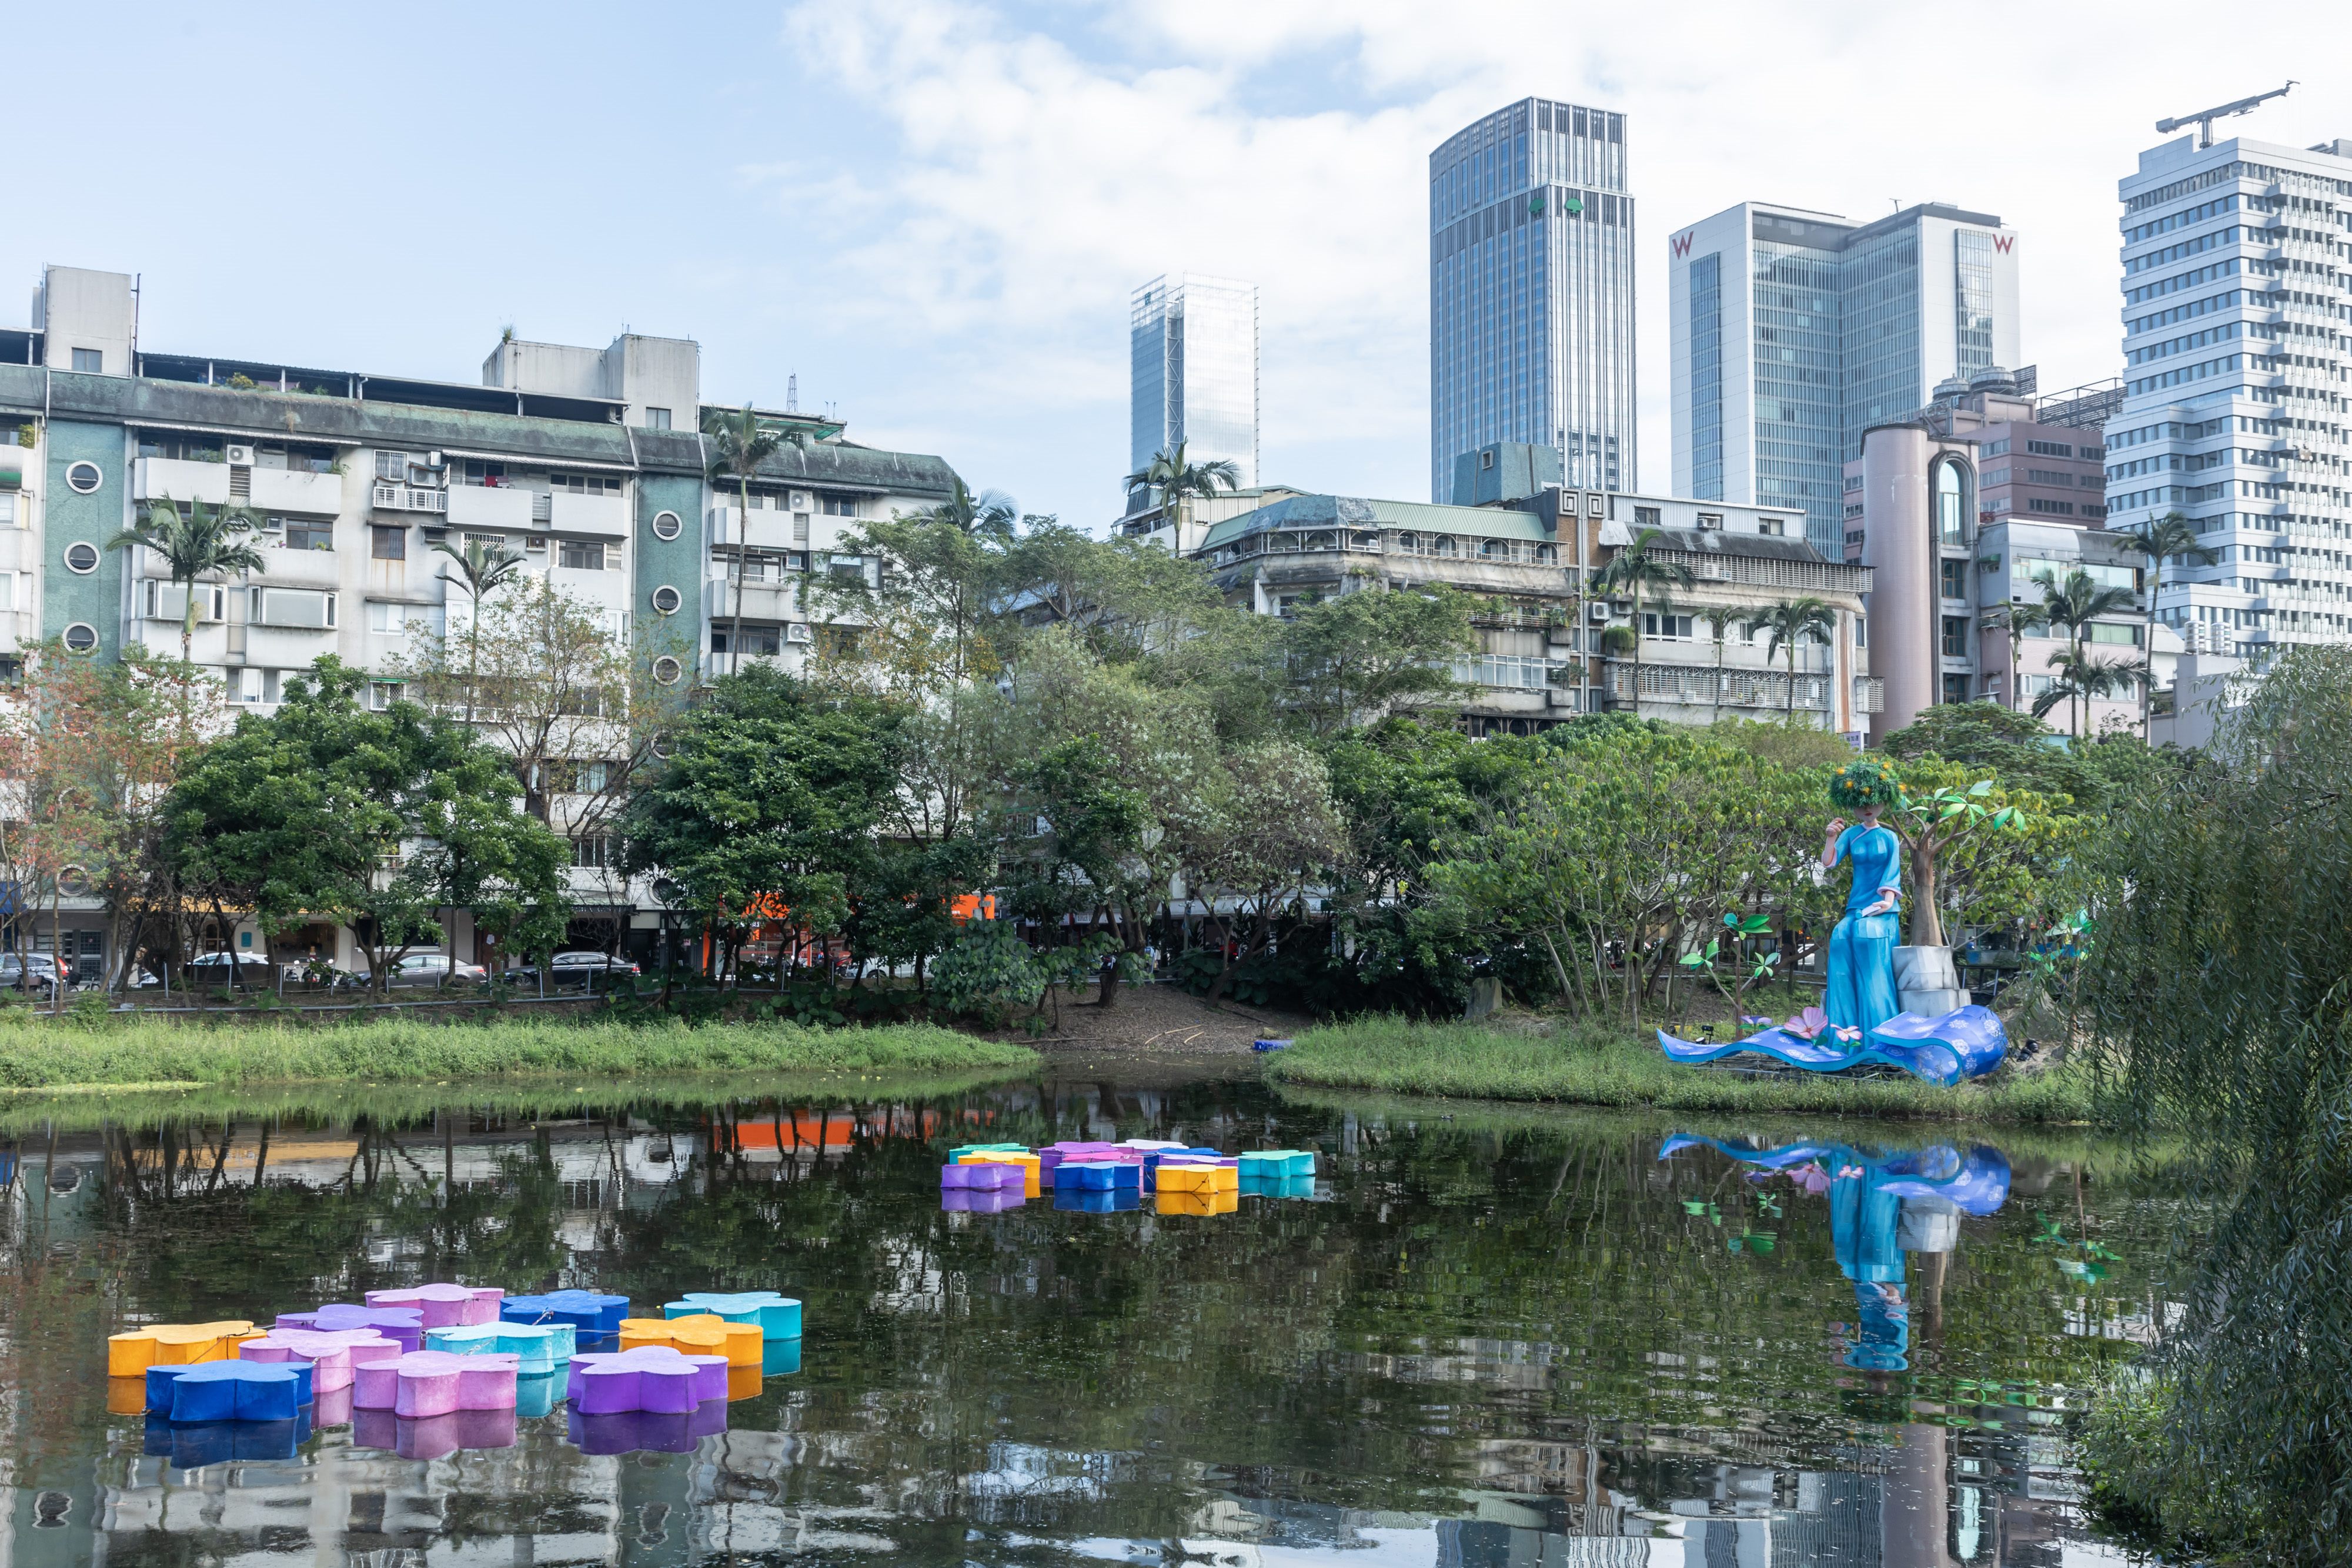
[2157,83,2296,148]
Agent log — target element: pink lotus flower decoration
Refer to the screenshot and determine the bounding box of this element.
[1780,1006,1830,1041]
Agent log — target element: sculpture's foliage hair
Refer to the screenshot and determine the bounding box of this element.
[1827,755,1901,811]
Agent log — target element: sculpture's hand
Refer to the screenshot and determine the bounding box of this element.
[1825,818,1847,840]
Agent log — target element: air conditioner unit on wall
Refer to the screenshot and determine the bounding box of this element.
[787,623,814,644]
[1587,601,1609,623]
[790,491,813,511]
[225,444,255,467]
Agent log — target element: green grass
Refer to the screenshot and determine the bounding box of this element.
[0,1014,1040,1094]
[1263,1017,2096,1123]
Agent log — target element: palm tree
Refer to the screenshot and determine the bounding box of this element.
[1593,529,1693,711]
[1743,597,1838,726]
[703,406,809,677]
[904,476,1019,541]
[104,496,268,662]
[432,536,528,726]
[1983,600,2050,711]
[1699,605,1739,714]
[2036,568,2141,738]
[2031,647,2144,732]
[2118,511,2221,735]
[1123,441,1241,536]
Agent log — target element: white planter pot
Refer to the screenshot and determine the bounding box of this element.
[1892,945,1965,1019]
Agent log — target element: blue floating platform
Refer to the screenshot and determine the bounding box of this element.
[1252,1038,1291,1052]
[1658,1005,2006,1087]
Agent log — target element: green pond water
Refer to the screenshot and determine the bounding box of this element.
[0,1074,2184,1566]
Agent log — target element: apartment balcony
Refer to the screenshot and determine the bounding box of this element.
[550,490,630,537]
[373,482,448,514]
[248,468,345,514]
[1854,676,1885,714]
[445,484,534,530]
[134,456,232,506]
[1600,659,1829,712]
[259,543,343,590]
[709,504,807,553]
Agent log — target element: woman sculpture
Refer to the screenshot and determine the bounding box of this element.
[1820,758,1905,1047]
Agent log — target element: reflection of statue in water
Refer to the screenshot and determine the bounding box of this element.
[1822,757,1906,1049]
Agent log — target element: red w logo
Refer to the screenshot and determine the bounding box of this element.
[1993,234,2014,253]
[1670,232,1695,259]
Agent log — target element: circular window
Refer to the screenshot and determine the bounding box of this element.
[651,656,683,686]
[650,584,682,615]
[62,541,101,574]
[61,623,98,654]
[57,866,89,898]
[651,509,683,541]
[650,731,674,759]
[64,460,103,494]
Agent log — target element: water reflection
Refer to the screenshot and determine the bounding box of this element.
[0,1082,2173,1564]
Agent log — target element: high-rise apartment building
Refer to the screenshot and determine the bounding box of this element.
[1128,275,1258,508]
[2106,132,2352,657]
[1428,98,1635,503]
[1668,202,2019,556]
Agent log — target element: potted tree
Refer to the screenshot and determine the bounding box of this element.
[1887,777,2029,1015]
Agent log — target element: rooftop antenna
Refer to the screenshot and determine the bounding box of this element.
[786,372,798,414]
[2157,82,2296,149]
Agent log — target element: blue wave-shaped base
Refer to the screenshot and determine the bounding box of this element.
[1656,1133,2012,1215]
[1656,1004,2007,1087]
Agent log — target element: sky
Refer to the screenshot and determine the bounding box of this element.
[5,3,2345,529]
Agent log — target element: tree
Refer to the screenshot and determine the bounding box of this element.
[1176,739,1351,1005]
[1595,530,1695,711]
[1122,440,1240,531]
[703,405,806,677]
[165,658,570,993]
[1882,774,2030,950]
[1698,605,1740,714]
[1275,584,1476,736]
[105,497,268,661]
[431,535,527,728]
[898,476,1018,541]
[2117,512,2220,734]
[1982,600,2050,711]
[1742,597,1836,726]
[2031,646,2143,735]
[618,666,903,988]
[2034,568,2140,737]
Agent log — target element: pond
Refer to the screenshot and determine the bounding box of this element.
[0,1074,2184,1566]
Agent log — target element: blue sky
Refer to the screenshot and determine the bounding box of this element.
[5,3,2342,527]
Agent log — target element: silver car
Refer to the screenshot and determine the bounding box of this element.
[354,952,490,989]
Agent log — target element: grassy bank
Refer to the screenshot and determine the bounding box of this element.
[1264,1017,2095,1123]
[0,1014,1039,1093]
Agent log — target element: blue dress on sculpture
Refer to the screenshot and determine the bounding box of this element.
[1826,824,1903,1044]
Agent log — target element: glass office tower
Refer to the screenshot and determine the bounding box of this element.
[2109,133,2352,656]
[1429,98,1636,502]
[1130,275,1259,502]
[1668,202,2019,554]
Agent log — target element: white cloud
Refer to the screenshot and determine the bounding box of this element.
[763,1,2346,525]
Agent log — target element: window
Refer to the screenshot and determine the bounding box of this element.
[558,540,606,571]
[62,623,98,654]
[2089,622,2144,646]
[70,348,101,373]
[549,472,622,496]
[282,519,334,550]
[1940,559,1967,600]
[1642,613,1696,640]
[253,588,337,628]
[1853,616,1867,648]
[2026,439,2074,457]
[368,681,403,711]
[651,656,683,686]
[650,510,683,541]
[371,524,406,560]
[0,496,13,528]
[1758,517,1785,536]
[1633,506,1662,527]
[793,513,811,545]
[1942,673,1972,706]
[1933,460,1967,544]
[571,836,612,870]
[64,460,103,494]
[821,495,860,517]
[1941,616,1969,657]
[62,541,100,574]
[643,407,671,430]
[368,601,443,637]
[650,584,682,615]
[228,668,282,704]
[711,623,783,656]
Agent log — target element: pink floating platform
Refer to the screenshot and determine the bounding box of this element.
[364,1284,504,1329]
[239,1329,403,1394]
[350,1350,521,1418]
[569,1345,730,1415]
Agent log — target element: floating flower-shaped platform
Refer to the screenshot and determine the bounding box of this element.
[569,1345,731,1414]
[145,1359,311,1422]
[502,1288,630,1336]
[620,1315,761,1366]
[238,1328,402,1393]
[350,1350,521,1418]
[275,1305,425,1354]
[107,1320,261,1378]
[364,1283,504,1328]
[663,1292,801,1340]
[422,1321,576,1372]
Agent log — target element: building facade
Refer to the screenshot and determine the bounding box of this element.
[0,265,960,978]
[1185,454,1876,737]
[2106,133,2352,657]
[1428,98,1636,503]
[1846,375,2149,744]
[1128,274,1258,508]
[1668,202,2020,556]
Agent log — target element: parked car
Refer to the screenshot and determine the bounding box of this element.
[349,952,490,989]
[183,951,277,985]
[0,954,64,997]
[510,951,641,989]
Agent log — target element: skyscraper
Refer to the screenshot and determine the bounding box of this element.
[1666,202,2019,555]
[2108,132,2352,656]
[1428,98,1636,503]
[1129,274,1258,505]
